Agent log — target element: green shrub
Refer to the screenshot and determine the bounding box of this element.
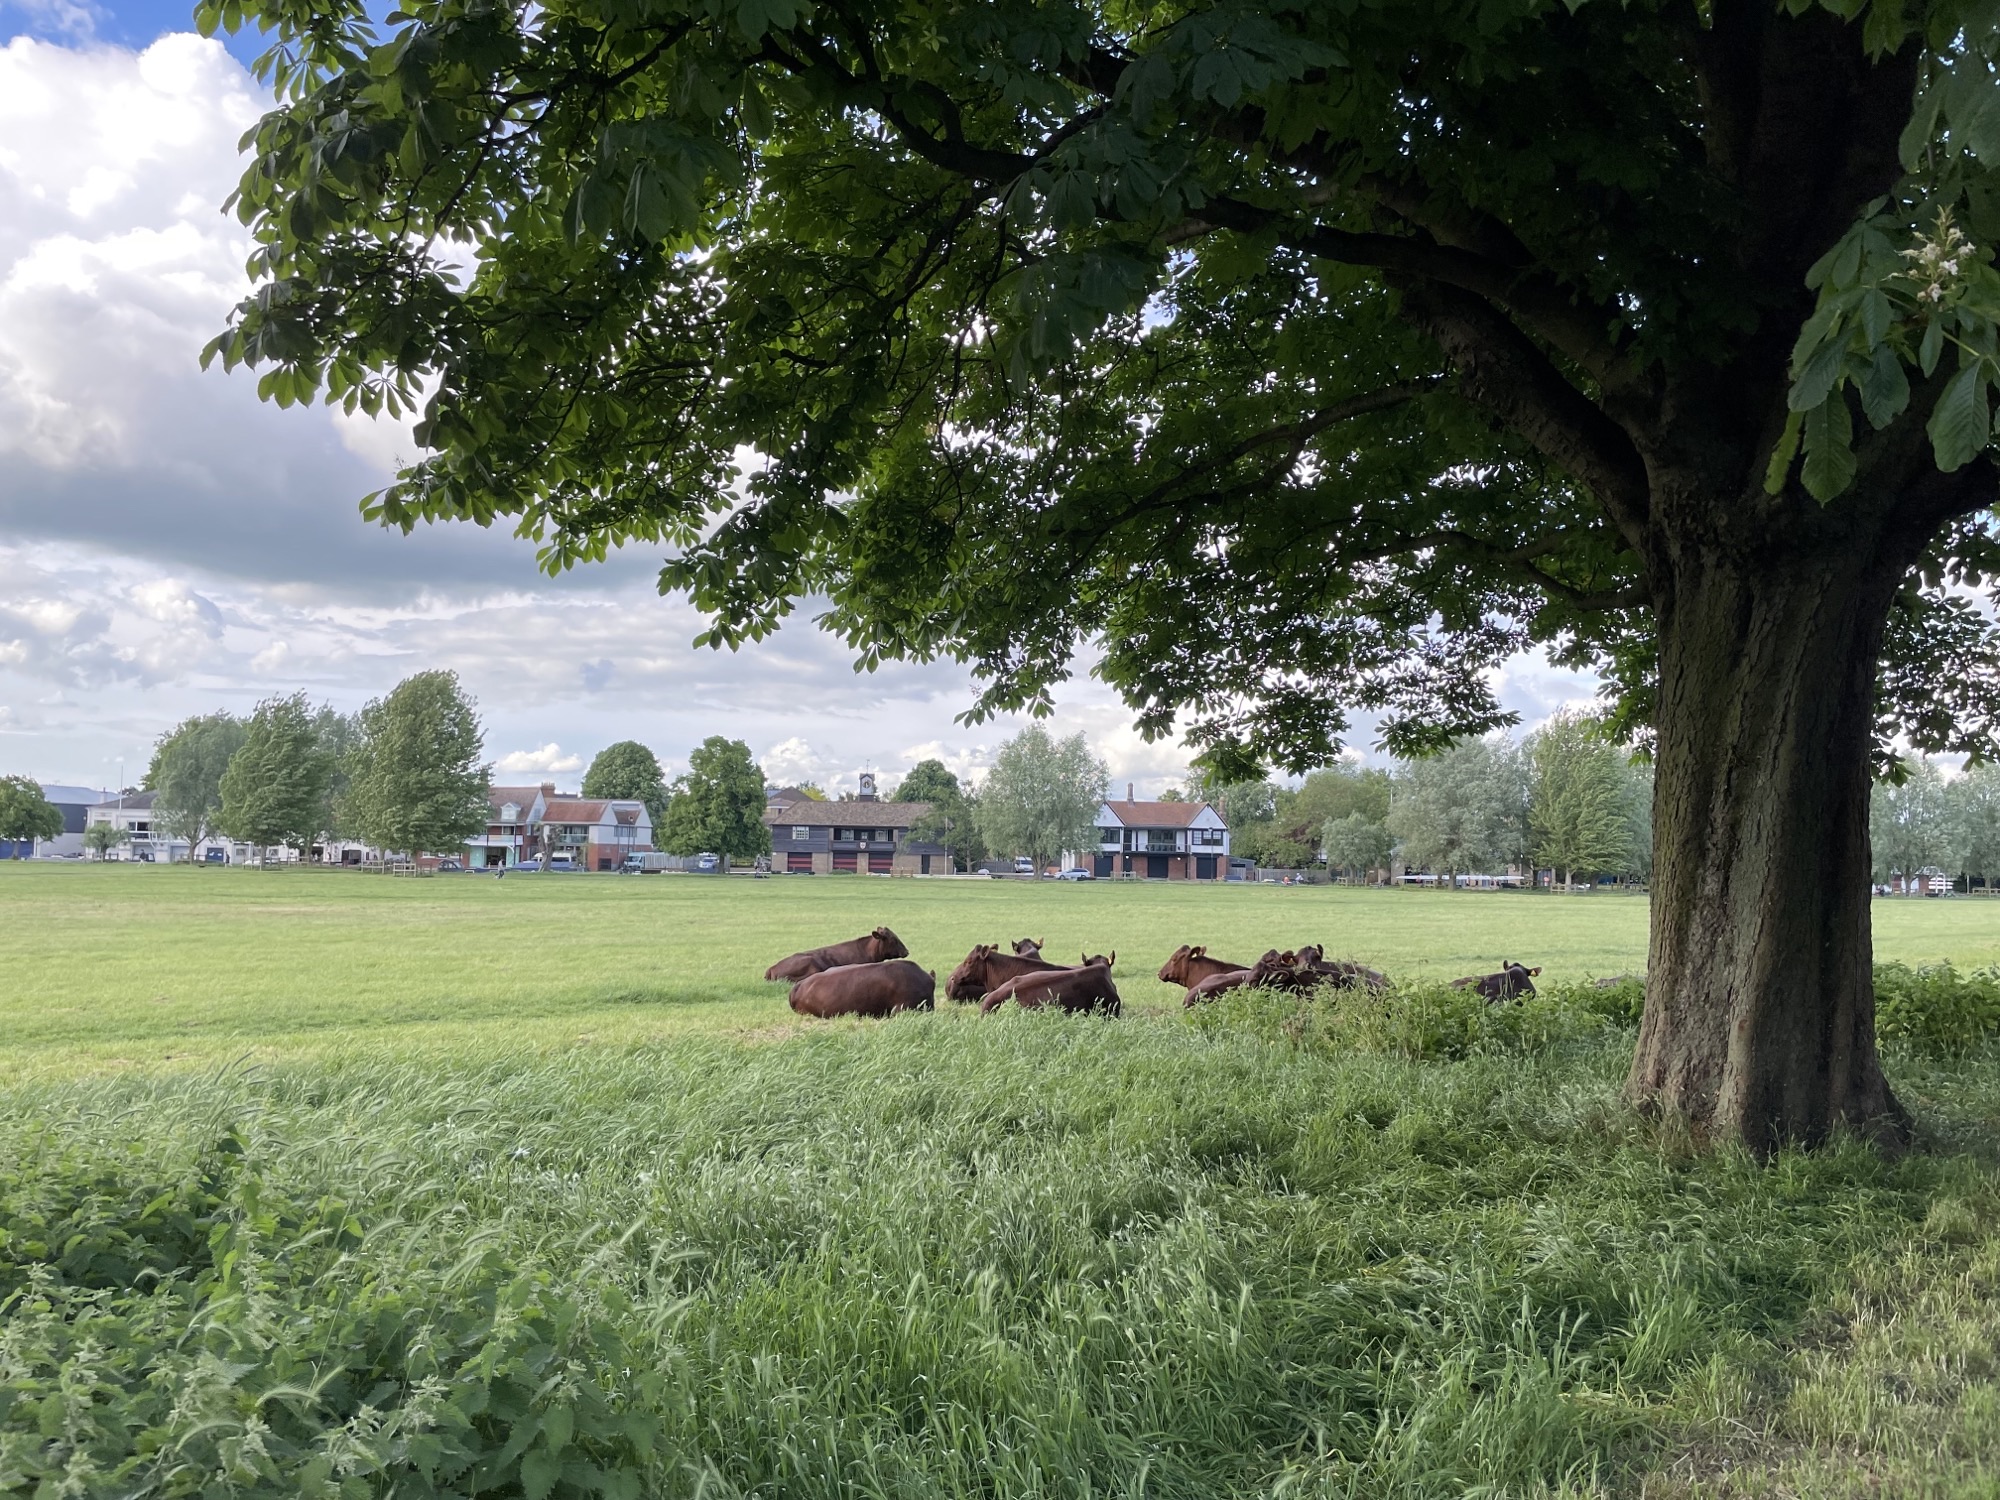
[1186,980,1614,1061]
[0,1136,657,1499]
[1873,961,2000,1056]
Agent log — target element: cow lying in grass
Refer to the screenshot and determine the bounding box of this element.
[788,960,936,1018]
[979,955,1120,1016]
[1156,944,1251,987]
[1294,944,1391,992]
[1451,962,1541,1001]
[1181,945,1391,1006]
[1011,936,1045,957]
[764,926,909,981]
[945,944,1067,1002]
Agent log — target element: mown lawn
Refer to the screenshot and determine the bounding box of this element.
[1,864,1996,1498]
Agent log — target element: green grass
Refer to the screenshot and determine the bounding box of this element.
[2,864,1997,1497]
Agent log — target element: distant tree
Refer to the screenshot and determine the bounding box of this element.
[1949,763,2000,887]
[312,706,362,851]
[0,776,63,856]
[218,693,333,862]
[660,737,770,860]
[1189,775,1279,862]
[1323,812,1391,885]
[1527,711,1636,892]
[1158,786,1187,803]
[976,728,1106,876]
[1388,738,1528,889]
[790,782,828,800]
[344,671,491,856]
[890,759,961,804]
[147,713,248,860]
[1871,758,1952,892]
[1621,759,1655,884]
[1291,765,1393,832]
[83,821,130,861]
[894,759,984,871]
[582,740,671,831]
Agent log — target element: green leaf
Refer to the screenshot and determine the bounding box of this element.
[1859,343,1911,429]
[1921,317,1946,376]
[1789,331,1849,411]
[1929,364,1992,471]
[521,1448,561,1500]
[1764,408,1803,495]
[543,1404,573,1455]
[1800,396,1857,501]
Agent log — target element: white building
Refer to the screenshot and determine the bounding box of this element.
[1076,790,1231,880]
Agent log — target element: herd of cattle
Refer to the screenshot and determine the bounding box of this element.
[764,928,1546,1019]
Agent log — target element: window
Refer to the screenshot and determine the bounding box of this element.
[792,826,811,841]
[1099,827,1120,845]
[1194,828,1225,846]
[1146,830,1176,852]
[836,828,854,842]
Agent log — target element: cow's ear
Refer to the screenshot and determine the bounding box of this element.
[1191,946,1205,958]
[1108,951,1116,966]
[1529,967,1542,976]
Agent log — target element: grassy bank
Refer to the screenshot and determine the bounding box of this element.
[6,863,2000,1075]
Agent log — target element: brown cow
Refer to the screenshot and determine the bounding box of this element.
[1157,944,1251,986]
[1182,967,1256,1007]
[764,926,909,981]
[1011,937,1046,957]
[945,944,1067,1002]
[1450,962,1542,1001]
[788,960,936,1018]
[1294,944,1391,992]
[979,956,1120,1016]
[1079,951,1114,968]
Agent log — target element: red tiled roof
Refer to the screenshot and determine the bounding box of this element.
[762,801,933,829]
[541,798,610,823]
[1099,800,1219,828]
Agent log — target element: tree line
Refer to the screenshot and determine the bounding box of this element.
[1194,710,1653,889]
[1868,758,2000,891]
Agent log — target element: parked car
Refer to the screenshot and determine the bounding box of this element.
[1054,868,1092,882]
[437,857,464,872]
[695,852,722,872]
[545,854,579,872]
[1013,856,1035,875]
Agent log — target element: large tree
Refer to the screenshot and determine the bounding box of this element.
[312,705,363,853]
[977,727,1107,873]
[659,737,771,859]
[893,758,986,870]
[582,740,672,830]
[1869,755,1954,890]
[0,776,63,856]
[147,714,247,861]
[344,671,492,856]
[203,0,2000,1147]
[219,693,334,861]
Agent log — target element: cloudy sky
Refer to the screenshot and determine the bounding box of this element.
[0,1,1599,799]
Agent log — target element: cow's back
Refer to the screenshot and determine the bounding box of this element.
[790,960,933,1018]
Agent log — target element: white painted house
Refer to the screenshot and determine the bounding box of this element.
[1079,790,1230,880]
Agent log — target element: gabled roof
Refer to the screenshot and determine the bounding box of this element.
[1097,799,1225,829]
[542,798,611,824]
[762,800,933,829]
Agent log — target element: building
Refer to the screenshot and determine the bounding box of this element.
[1087,789,1230,880]
[760,772,951,874]
[0,783,100,858]
[468,783,653,870]
[83,791,254,863]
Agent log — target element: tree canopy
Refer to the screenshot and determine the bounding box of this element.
[976,726,1106,872]
[344,671,492,855]
[0,777,62,853]
[660,737,770,858]
[582,740,672,829]
[147,714,248,860]
[200,0,2000,1143]
[1387,738,1528,887]
[219,693,335,858]
[1526,711,1638,890]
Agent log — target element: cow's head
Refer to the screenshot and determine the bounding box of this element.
[1157,944,1193,983]
[871,926,909,959]
[945,944,996,1000]
[1295,944,1323,966]
[1011,936,1044,956]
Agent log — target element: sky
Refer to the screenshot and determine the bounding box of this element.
[0,0,1601,800]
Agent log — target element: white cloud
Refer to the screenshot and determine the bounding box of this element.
[496,743,584,774]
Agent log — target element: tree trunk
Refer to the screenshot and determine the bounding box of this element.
[1628,544,1907,1154]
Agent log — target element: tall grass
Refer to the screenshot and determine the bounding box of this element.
[5,1013,1997,1497]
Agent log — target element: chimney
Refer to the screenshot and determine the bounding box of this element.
[541,782,556,794]
[1127,782,1134,802]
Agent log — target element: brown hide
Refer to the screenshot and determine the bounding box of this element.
[979,958,1120,1016]
[788,960,936,1018]
[1450,963,1542,1002]
[1294,944,1391,992]
[1157,944,1251,986]
[764,926,909,981]
[1182,968,1255,1008]
[945,944,1067,1002]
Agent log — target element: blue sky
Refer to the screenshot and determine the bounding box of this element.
[1,0,262,61]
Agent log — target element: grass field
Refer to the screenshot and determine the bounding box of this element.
[2,864,1997,1498]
